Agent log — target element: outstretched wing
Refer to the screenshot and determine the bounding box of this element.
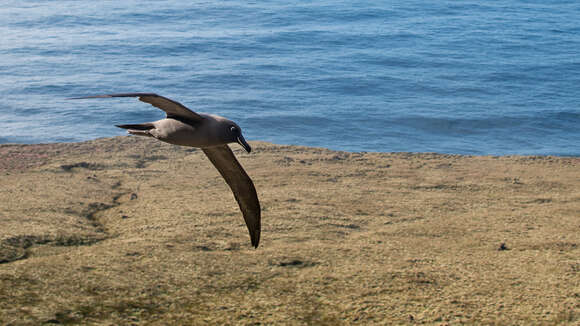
[202,145,261,248]
[69,93,204,122]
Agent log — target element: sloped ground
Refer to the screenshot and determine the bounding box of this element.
[0,136,579,325]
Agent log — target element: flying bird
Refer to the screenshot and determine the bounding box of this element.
[71,93,261,248]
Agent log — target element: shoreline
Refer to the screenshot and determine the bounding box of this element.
[1,135,579,158]
[1,136,579,324]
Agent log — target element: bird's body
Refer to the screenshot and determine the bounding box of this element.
[71,93,261,248]
[122,114,240,148]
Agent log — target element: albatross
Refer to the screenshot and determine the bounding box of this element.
[71,93,261,248]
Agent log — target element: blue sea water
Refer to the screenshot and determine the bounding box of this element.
[1,0,579,156]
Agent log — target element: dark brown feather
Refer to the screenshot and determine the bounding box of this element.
[69,93,204,123]
[203,145,261,248]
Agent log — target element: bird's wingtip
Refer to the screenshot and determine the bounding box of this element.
[252,236,260,249]
[66,93,159,100]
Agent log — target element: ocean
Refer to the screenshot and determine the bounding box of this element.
[1,0,579,156]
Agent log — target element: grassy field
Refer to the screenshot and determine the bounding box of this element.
[1,136,579,325]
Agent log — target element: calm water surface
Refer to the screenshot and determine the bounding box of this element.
[1,1,579,155]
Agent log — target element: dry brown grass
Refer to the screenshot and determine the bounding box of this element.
[1,136,579,325]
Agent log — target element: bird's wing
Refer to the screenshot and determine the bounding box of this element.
[69,93,204,122]
[202,145,261,248]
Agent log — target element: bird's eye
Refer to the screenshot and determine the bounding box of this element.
[230,126,237,133]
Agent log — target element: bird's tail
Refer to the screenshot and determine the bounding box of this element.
[116,123,155,137]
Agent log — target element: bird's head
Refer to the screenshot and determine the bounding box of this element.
[227,123,251,153]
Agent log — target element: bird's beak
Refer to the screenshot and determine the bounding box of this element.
[237,135,251,153]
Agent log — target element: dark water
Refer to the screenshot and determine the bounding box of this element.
[1,1,579,155]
